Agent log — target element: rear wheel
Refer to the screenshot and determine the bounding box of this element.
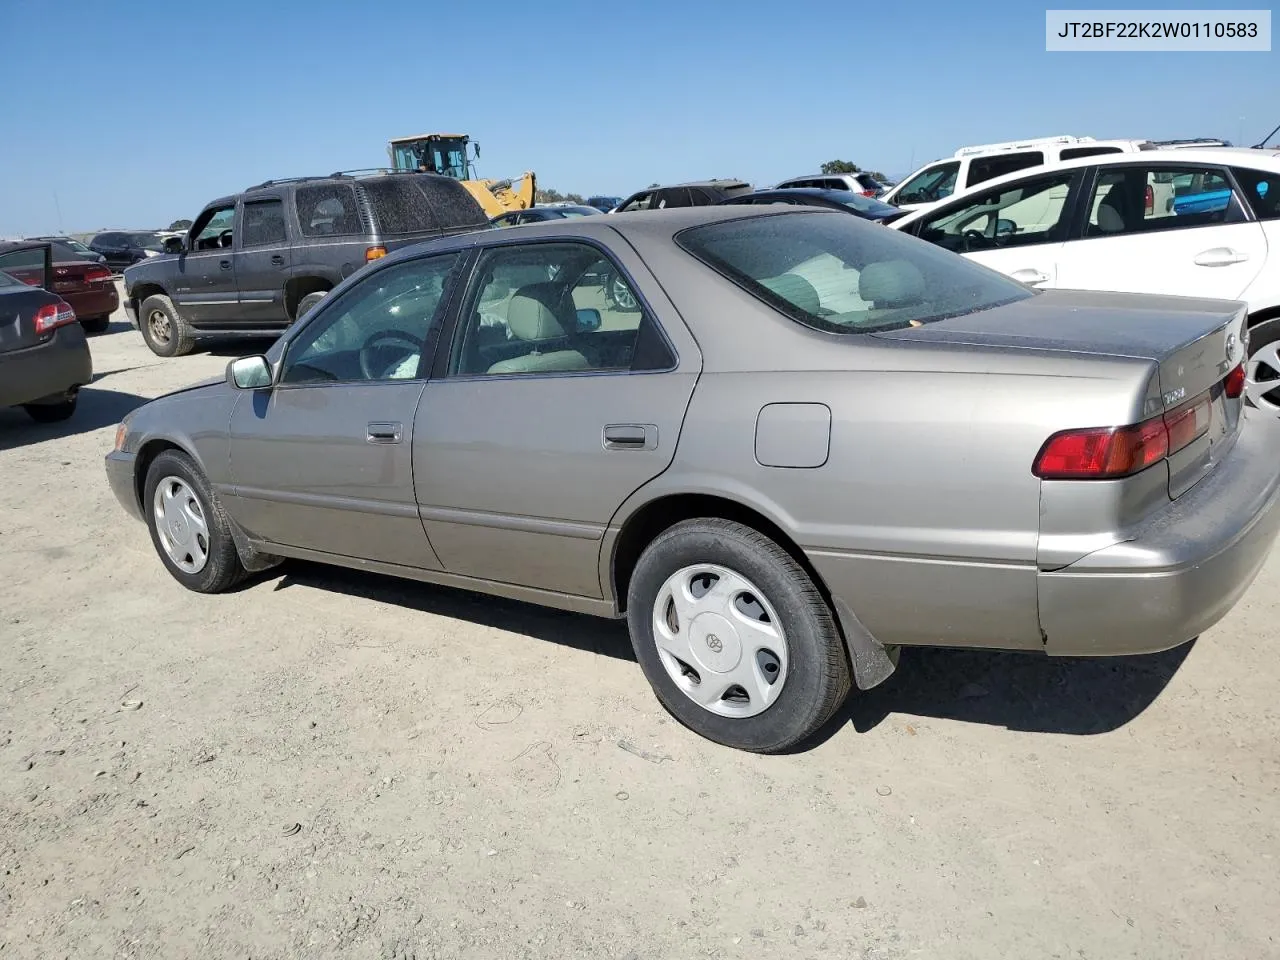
[296,291,327,321]
[143,450,246,593]
[139,294,194,358]
[626,518,851,753]
[80,315,110,334]
[1245,317,1280,416]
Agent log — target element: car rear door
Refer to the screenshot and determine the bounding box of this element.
[233,195,291,324]
[0,244,54,353]
[1054,161,1267,301]
[412,236,702,599]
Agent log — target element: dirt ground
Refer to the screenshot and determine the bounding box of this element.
[2,287,1278,960]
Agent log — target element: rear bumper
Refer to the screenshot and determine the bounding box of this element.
[0,325,93,408]
[65,286,119,319]
[1039,413,1280,655]
[105,450,143,521]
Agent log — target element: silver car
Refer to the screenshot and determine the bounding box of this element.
[104,207,1280,753]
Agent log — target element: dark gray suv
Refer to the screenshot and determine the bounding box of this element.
[123,172,489,357]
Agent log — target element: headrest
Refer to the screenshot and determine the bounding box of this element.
[859,259,924,306]
[507,283,572,341]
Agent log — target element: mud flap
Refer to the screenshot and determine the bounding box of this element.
[831,596,900,690]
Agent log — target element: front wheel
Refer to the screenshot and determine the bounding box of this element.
[626,519,851,753]
[139,294,194,358]
[1245,317,1280,416]
[143,450,246,593]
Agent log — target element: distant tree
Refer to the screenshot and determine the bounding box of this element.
[536,188,588,204]
[168,219,192,231]
[865,171,889,183]
[820,160,860,174]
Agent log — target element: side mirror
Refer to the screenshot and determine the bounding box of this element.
[575,308,602,333]
[163,237,184,254]
[226,355,273,390]
[995,218,1016,237]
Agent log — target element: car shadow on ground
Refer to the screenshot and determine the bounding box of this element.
[802,640,1195,748]
[0,385,150,452]
[271,562,637,662]
[267,561,1193,742]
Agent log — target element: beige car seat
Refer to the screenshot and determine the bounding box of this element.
[486,283,591,375]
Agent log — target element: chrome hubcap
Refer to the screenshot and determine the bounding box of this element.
[148,309,171,344]
[652,564,788,718]
[152,477,209,574]
[1245,341,1280,414]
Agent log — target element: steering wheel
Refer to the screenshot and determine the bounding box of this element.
[359,329,421,380]
[962,229,995,251]
[218,229,234,248]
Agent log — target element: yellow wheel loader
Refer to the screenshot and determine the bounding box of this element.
[388,133,536,218]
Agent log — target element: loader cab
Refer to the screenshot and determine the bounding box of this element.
[388,134,478,180]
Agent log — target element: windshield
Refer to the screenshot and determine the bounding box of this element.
[676,211,1032,334]
[892,162,960,205]
[130,232,164,252]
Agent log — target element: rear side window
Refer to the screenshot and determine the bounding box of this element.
[1231,167,1280,220]
[362,176,488,235]
[1060,146,1123,160]
[241,199,287,246]
[967,151,1044,187]
[295,184,363,237]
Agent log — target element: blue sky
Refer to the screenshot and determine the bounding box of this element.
[0,0,1275,235]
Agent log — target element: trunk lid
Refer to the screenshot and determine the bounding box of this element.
[49,259,112,296]
[874,288,1247,497]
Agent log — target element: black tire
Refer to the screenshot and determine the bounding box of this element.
[80,315,110,334]
[143,450,246,593]
[23,394,77,423]
[626,518,851,753]
[296,291,327,321]
[1245,317,1280,415]
[138,293,194,358]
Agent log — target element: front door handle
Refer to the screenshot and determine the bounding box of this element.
[270,255,285,265]
[1010,268,1051,285]
[1194,247,1249,267]
[367,422,403,444]
[219,259,232,270]
[603,423,657,450]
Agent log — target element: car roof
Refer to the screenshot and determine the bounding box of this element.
[778,173,868,180]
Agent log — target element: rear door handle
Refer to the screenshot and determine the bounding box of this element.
[1194,247,1249,267]
[367,422,403,444]
[603,423,657,450]
[270,255,285,265]
[219,259,232,270]
[1010,268,1051,285]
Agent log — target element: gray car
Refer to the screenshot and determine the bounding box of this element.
[104,207,1280,753]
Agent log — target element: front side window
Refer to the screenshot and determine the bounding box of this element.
[1087,165,1242,236]
[1229,167,1280,220]
[917,170,1078,253]
[191,207,236,251]
[892,162,961,206]
[966,151,1044,187]
[677,211,1032,334]
[450,242,673,377]
[295,184,362,238]
[618,192,654,212]
[241,200,287,247]
[281,253,460,384]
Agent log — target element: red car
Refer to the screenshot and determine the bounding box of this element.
[4,239,117,334]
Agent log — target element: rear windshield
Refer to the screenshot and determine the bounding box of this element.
[361,176,487,235]
[676,211,1032,334]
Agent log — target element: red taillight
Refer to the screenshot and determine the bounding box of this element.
[33,299,77,335]
[1033,390,1212,480]
[1225,363,1245,399]
[85,265,112,283]
[860,189,876,197]
[1144,184,1154,216]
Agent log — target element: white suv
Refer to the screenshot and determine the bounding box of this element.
[773,172,889,197]
[881,135,1156,214]
[890,147,1280,413]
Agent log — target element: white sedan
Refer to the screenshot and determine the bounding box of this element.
[889,148,1280,413]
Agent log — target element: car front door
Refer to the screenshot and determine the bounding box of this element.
[413,238,701,598]
[225,251,464,567]
[234,196,291,325]
[1054,162,1268,300]
[173,203,240,324]
[910,167,1083,288]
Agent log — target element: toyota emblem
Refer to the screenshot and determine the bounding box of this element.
[705,634,723,653]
